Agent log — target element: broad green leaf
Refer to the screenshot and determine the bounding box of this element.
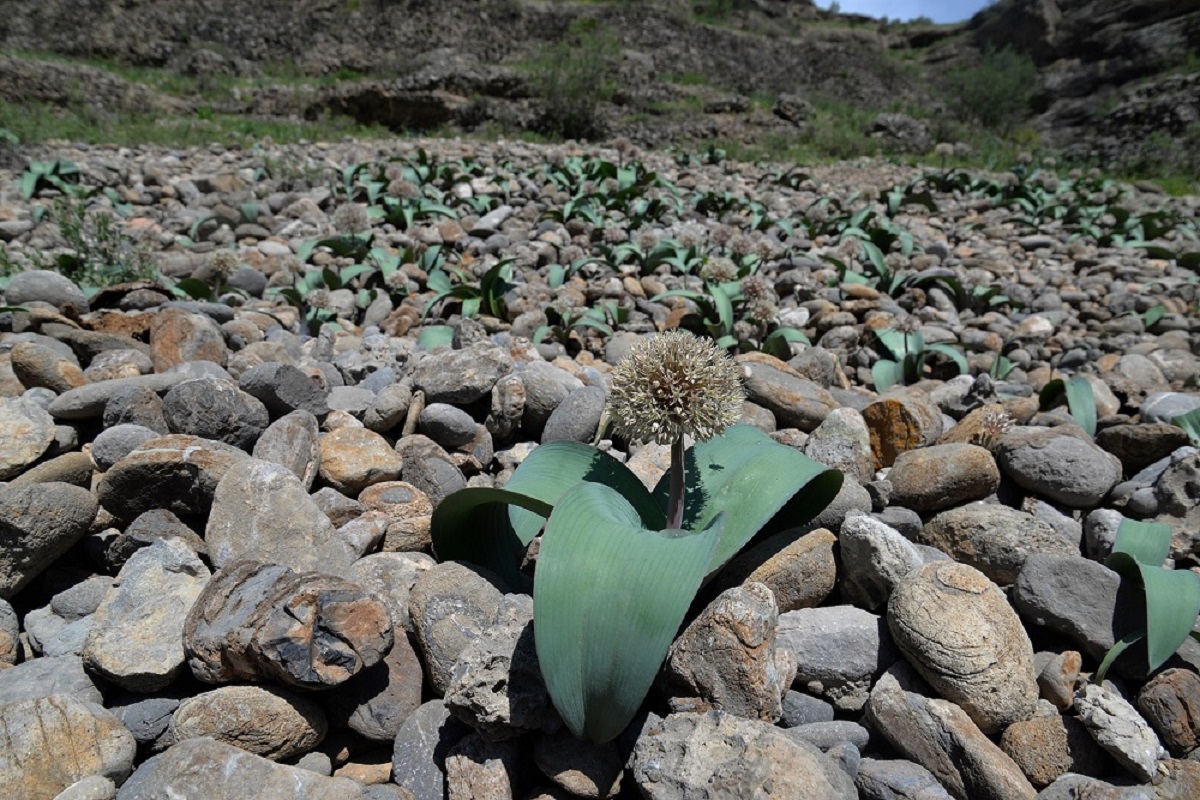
[534,482,723,742]
[416,325,455,351]
[925,342,969,377]
[651,425,842,577]
[873,359,904,392]
[1064,376,1097,437]
[709,282,734,336]
[430,441,662,587]
[1106,517,1200,673]
[1172,408,1200,446]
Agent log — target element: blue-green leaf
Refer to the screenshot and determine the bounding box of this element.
[651,425,842,577]
[534,482,723,742]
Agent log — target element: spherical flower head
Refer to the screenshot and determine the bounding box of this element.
[700,256,738,283]
[606,331,745,445]
[209,250,240,282]
[332,203,371,234]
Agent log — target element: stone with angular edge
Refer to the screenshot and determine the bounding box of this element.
[184,560,393,689]
[659,583,785,721]
[82,538,211,691]
[629,710,857,799]
[0,397,55,479]
[114,736,366,800]
[777,605,898,712]
[251,409,322,489]
[862,390,944,469]
[205,458,357,576]
[320,627,423,742]
[1138,668,1200,756]
[1074,681,1166,783]
[391,700,470,800]
[864,663,1036,800]
[838,512,926,611]
[707,529,837,614]
[0,694,136,800]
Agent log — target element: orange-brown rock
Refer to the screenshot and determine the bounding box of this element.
[862,389,943,468]
[149,307,229,372]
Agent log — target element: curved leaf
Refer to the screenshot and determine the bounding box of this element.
[430,441,663,587]
[534,482,723,742]
[651,425,843,577]
[1106,517,1200,673]
[873,359,904,392]
[1064,376,1097,438]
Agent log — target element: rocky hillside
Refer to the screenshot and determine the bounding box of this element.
[0,0,1196,175]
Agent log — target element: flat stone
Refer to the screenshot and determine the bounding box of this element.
[252,409,322,489]
[888,561,1038,734]
[1096,423,1190,474]
[0,481,98,598]
[838,512,925,611]
[0,694,136,800]
[737,352,837,432]
[803,407,875,484]
[165,685,327,760]
[1012,553,1124,664]
[5,269,88,310]
[10,340,87,393]
[629,710,857,799]
[409,342,513,405]
[707,528,837,613]
[777,605,898,712]
[0,654,104,705]
[82,538,210,691]
[114,737,366,800]
[49,373,183,421]
[95,434,248,523]
[8,450,95,488]
[205,458,356,575]
[0,397,56,479]
[920,503,1079,585]
[854,757,953,800]
[1074,681,1166,783]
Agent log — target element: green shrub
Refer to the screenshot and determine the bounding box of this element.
[943,46,1037,135]
[526,19,620,139]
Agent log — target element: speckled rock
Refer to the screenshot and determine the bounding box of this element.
[999,701,1108,788]
[888,443,1000,513]
[837,512,926,611]
[164,685,327,760]
[708,528,837,613]
[408,560,506,695]
[862,390,944,469]
[920,503,1079,585]
[888,561,1038,734]
[1074,681,1166,783]
[996,427,1122,508]
[0,480,98,599]
[318,426,404,494]
[737,352,838,431]
[1137,668,1200,757]
[803,407,875,484]
[0,397,56,479]
[778,605,898,713]
[10,340,87,393]
[251,409,322,489]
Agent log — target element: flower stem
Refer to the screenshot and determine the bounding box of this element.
[667,436,685,530]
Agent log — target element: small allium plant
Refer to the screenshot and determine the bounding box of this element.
[431,331,842,742]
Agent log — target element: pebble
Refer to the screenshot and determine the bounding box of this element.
[0,140,1198,798]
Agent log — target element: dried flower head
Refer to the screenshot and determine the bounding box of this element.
[934,142,955,158]
[306,288,332,310]
[387,178,421,199]
[606,331,745,444]
[677,222,707,249]
[711,224,737,248]
[209,250,240,282]
[744,297,778,326]
[969,406,1013,451]
[635,228,660,251]
[729,233,754,257]
[602,225,628,244]
[740,274,773,302]
[700,256,738,283]
[331,203,371,234]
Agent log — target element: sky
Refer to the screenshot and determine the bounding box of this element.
[822,0,994,24]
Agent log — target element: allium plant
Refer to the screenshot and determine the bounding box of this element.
[430,331,842,742]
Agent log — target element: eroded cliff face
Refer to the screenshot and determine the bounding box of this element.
[962,0,1200,161]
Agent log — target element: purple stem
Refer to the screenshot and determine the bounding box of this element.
[666,436,685,530]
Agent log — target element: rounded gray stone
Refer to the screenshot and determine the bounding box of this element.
[91,424,160,472]
[0,397,56,479]
[162,376,269,450]
[997,427,1122,508]
[541,385,606,444]
[4,269,88,310]
[418,403,478,450]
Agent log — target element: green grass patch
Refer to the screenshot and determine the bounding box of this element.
[0,99,390,148]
